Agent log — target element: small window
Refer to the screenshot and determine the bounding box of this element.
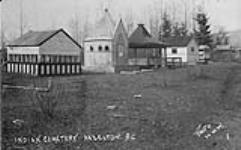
[12,55,14,61]
[17,55,20,62]
[54,56,58,63]
[32,55,36,63]
[70,56,74,63]
[98,45,102,51]
[172,48,177,54]
[191,47,195,52]
[19,55,22,62]
[29,55,32,62]
[8,55,12,61]
[41,55,45,62]
[49,56,52,63]
[46,55,50,63]
[90,46,94,52]
[55,56,59,63]
[65,56,70,63]
[26,55,30,62]
[14,55,17,62]
[73,56,78,63]
[51,56,56,63]
[105,46,109,51]
[69,56,72,63]
[20,55,23,62]
[61,56,65,63]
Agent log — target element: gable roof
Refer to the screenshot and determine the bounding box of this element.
[114,19,128,38]
[128,24,167,48]
[162,36,193,47]
[8,29,82,48]
[86,9,115,40]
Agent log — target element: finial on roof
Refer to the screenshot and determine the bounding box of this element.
[104,8,108,12]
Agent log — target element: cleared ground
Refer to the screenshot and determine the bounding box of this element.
[2,62,241,150]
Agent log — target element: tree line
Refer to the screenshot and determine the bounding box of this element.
[158,10,213,48]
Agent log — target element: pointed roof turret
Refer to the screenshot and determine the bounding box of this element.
[86,9,116,40]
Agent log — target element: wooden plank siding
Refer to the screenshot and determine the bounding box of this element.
[128,48,163,66]
[112,20,129,67]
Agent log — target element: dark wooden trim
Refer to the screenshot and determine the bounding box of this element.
[8,29,82,49]
[39,29,82,49]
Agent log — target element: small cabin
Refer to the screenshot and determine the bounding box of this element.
[6,29,82,76]
[163,36,199,66]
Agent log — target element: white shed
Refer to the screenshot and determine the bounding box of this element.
[163,36,199,65]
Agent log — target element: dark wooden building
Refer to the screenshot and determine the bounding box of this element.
[128,24,167,68]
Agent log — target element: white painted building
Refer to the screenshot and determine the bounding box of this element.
[7,29,82,76]
[83,9,128,73]
[163,37,199,65]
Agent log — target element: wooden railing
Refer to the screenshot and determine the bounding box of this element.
[128,57,163,66]
[166,57,182,69]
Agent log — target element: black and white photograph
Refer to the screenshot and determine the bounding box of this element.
[1,0,241,149]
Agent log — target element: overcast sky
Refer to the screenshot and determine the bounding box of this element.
[1,0,241,41]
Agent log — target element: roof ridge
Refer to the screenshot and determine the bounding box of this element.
[26,28,60,33]
[162,36,193,47]
[8,29,62,46]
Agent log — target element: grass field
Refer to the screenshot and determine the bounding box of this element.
[2,62,241,150]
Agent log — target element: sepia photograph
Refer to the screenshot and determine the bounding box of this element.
[1,0,241,149]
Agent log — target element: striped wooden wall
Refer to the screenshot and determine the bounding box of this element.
[6,54,81,76]
[7,62,81,76]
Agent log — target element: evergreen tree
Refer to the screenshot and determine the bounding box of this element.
[172,22,188,37]
[172,22,181,37]
[194,12,213,47]
[179,22,188,37]
[159,12,172,40]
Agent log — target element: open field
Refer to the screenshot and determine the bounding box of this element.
[2,62,241,150]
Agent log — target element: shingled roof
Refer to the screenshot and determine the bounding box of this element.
[128,24,167,48]
[161,36,193,47]
[8,28,81,48]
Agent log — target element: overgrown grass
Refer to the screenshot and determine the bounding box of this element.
[2,62,241,149]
